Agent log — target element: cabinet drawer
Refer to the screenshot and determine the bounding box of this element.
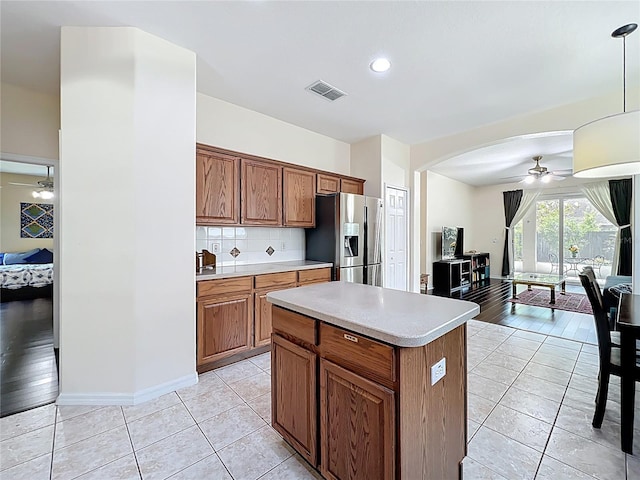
[320,323,395,385]
[255,271,298,290]
[272,306,317,345]
[197,276,252,298]
[298,268,332,285]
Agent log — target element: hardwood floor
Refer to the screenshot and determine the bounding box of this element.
[435,279,598,344]
[0,298,58,417]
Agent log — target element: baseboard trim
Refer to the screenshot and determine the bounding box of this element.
[56,372,198,406]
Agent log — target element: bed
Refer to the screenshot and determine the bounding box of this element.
[0,249,54,302]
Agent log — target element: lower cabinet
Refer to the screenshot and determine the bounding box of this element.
[319,359,395,480]
[254,284,296,347]
[272,335,317,466]
[196,268,331,371]
[197,293,252,365]
[271,305,467,480]
[271,306,396,480]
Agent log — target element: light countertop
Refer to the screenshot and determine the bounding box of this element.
[196,260,333,281]
[267,282,479,347]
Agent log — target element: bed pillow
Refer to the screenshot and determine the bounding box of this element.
[24,248,53,264]
[3,248,41,265]
[0,253,3,264]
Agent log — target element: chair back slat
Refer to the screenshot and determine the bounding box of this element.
[579,268,611,364]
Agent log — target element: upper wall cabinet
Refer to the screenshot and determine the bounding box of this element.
[283,167,316,227]
[196,150,240,225]
[317,173,341,195]
[196,143,365,227]
[340,178,364,195]
[241,159,283,226]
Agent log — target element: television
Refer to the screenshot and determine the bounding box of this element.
[442,226,464,259]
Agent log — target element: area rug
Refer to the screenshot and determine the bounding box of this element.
[510,289,593,315]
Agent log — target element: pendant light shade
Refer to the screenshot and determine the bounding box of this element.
[573,23,639,178]
[573,110,640,177]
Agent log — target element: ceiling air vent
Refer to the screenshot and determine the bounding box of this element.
[306,80,347,102]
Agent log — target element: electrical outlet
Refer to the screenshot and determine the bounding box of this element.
[281,241,286,251]
[211,243,221,253]
[431,357,446,386]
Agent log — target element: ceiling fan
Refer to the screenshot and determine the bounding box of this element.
[518,156,572,184]
[8,166,55,199]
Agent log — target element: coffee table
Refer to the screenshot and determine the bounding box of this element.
[510,272,567,304]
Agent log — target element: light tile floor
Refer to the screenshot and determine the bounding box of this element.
[1,320,639,479]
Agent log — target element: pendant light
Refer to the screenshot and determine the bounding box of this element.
[573,23,640,178]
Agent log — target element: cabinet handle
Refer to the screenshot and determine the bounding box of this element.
[343,334,359,343]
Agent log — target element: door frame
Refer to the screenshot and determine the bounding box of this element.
[384,184,410,291]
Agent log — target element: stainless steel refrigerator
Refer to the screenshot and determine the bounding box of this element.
[305,193,383,286]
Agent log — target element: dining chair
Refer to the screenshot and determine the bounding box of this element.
[578,270,640,428]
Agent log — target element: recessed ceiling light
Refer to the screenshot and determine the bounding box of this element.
[370,58,391,73]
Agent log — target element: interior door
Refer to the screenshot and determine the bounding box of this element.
[385,186,408,291]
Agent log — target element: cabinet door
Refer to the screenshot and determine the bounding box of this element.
[241,159,282,225]
[317,173,340,194]
[196,151,240,225]
[340,178,364,195]
[197,293,252,366]
[320,359,395,480]
[283,167,316,227]
[272,335,317,466]
[254,284,296,347]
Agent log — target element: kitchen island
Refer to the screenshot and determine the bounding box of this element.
[267,281,479,480]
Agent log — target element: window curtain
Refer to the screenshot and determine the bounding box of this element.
[609,178,632,276]
[580,181,622,275]
[502,190,522,276]
[502,189,540,277]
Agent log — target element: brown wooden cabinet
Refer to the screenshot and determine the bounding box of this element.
[196,143,365,227]
[317,173,341,194]
[283,167,315,227]
[272,335,318,466]
[196,150,240,225]
[197,292,253,365]
[254,272,297,347]
[340,178,364,195]
[320,359,395,480]
[270,305,467,480]
[241,159,282,225]
[298,267,332,286]
[197,269,331,372]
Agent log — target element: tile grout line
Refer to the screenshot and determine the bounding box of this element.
[48,405,58,480]
[178,385,236,479]
[531,351,575,479]
[120,406,144,480]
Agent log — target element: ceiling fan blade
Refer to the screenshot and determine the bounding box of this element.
[8,182,38,187]
[548,174,566,181]
[550,169,573,176]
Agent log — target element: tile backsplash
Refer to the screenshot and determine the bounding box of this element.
[196,226,305,266]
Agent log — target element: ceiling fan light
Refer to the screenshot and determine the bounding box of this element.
[573,111,640,177]
[541,175,552,183]
[40,190,54,200]
[524,175,536,184]
[32,191,41,198]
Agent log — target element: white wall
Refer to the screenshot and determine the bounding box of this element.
[197,94,350,175]
[0,173,54,252]
[59,27,196,404]
[424,171,477,286]
[382,135,411,189]
[410,90,640,172]
[0,83,60,161]
[350,136,382,197]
